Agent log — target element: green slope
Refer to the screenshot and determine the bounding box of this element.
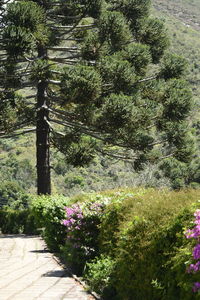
[153,0,200,116]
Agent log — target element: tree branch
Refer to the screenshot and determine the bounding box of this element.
[49,118,133,150]
[47,46,80,52]
[0,128,36,139]
[96,147,137,162]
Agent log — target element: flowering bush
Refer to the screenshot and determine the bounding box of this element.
[62,201,105,273]
[185,209,200,293]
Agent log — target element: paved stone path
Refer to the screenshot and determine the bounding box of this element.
[0,235,94,300]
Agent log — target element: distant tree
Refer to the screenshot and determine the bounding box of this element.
[0,0,194,194]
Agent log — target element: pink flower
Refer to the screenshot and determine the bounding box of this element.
[194,210,200,219]
[62,220,71,226]
[187,261,200,273]
[77,213,83,219]
[65,207,74,216]
[185,226,200,239]
[193,244,200,260]
[193,282,200,292]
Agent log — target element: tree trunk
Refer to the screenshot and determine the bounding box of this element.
[36,45,51,195]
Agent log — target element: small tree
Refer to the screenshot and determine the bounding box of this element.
[0,0,194,194]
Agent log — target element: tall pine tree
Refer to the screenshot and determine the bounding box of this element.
[0,0,194,194]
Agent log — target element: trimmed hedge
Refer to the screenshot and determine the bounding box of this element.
[0,208,38,234]
[21,188,200,299]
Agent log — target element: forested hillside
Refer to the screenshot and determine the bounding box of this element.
[0,0,199,198]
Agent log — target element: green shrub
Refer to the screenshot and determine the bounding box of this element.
[0,208,38,234]
[84,255,116,299]
[98,202,125,255]
[27,188,200,299]
[81,189,200,299]
[111,209,194,300]
[31,195,69,251]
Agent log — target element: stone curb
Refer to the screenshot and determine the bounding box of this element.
[52,254,101,300]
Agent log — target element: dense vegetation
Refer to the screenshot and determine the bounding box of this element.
[1,189,200,299]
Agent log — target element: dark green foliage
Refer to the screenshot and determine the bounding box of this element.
[121,43,152,75]
[3,1,48,57]
[187,158,200,188]
[160,53,187,80]
[52,131,96,167]
[4,1,45,31]
[60,65,102,104]
[162,79,193,121]
[98,93,138,130]
[116,0,151,33]
[30,59,52,82]
[159,157,200,190]
[0,181,32,209]
[0,209,38,234]
[140,18,169,63]
[81,31,104,61]
[98,11,132,52]
[0,0,193,184]
[57,0,103,21]
[99,56,136,93]
[0,92,34,133]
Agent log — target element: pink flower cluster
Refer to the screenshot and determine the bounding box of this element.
[185,209,200,292]
[193,282,200,293]
[186,210,200,239]
[62,201,105,253]
[62,204,83,232]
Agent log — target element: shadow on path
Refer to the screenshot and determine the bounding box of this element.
[30,249,49,253]
[43,270,69,278]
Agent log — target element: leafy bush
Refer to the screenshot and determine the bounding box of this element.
[0,208,38,234]
[98,201,125,255]
[84,255,116,298]
[31,195,69,251]
[62,201,105,274]
[28,188,200,299]
[81,189,200,299]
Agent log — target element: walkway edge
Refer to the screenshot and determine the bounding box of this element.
[52,253,101,300]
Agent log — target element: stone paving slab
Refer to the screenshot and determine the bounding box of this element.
[0,235,94,300]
